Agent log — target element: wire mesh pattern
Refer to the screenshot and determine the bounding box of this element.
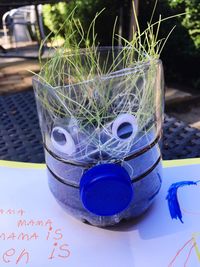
[0,89,200,162]
[0,90,44,162]
[162,115,200,160]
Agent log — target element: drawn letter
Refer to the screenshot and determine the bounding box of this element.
[0,209,4,214]
[36,220,44,226]
[6,209,15,215]
[18,233,29,241]
[17,220,26,227]
[7,233,16,240]
[16,249,29,265]
[46,231,51,241]
[0,233,6,240]
[45,219,53,228]
[2,248,15,263]
[30,233,39,240]
[17,209,25,216]
[48,248,56,260]
[54,229,63,240]
[58,244,71,259]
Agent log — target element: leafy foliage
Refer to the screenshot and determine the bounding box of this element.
[169,0,200,49]
[42,0,124,45]
[42,0,200,89]
[138,0,200,89]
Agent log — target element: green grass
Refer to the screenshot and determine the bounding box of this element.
[32,2,182,160]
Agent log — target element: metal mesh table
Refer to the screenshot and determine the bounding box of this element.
[0,90,44,162]
[0,89,200,163]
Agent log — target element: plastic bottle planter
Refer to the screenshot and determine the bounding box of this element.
[33,50,164,227]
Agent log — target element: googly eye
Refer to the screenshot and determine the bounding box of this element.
[112,114,138,141]
[51,126,76,155]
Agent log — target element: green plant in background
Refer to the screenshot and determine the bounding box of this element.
[169,0,200,49]
[138,0,200,89]
[42,0,200,89]
[42,0,125,45]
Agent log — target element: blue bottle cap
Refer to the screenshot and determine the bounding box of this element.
[80,163,133,216]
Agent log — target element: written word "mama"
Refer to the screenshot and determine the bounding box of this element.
[17,219,52,228]
[0,232,39,241]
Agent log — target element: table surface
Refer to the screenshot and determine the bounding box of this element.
[0,90,200,163]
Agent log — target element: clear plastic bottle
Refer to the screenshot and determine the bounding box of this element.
[33,47,164,227]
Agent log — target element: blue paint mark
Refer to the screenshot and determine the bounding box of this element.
[166,181,198,223]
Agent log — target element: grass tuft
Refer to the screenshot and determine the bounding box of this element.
[32,2,182,161]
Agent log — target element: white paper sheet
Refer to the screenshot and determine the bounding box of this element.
[0,162,200,267]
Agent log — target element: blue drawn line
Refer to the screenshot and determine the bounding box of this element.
[166,180,200,223]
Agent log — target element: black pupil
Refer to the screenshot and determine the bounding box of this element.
[53,130,67,145]
[117,122,133,139]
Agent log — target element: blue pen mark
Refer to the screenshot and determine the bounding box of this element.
[166,180,199,223]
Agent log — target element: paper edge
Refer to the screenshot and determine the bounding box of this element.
[162,158,200,168]
[0,158,200,169]
[0,160,46,169]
